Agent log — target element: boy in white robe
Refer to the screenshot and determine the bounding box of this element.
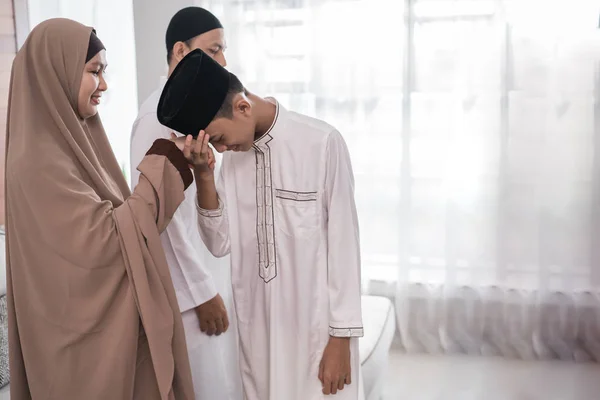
[159,49,364,400]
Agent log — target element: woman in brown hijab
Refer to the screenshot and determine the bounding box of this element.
[5,18,198,399]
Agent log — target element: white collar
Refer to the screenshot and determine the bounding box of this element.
[254,98,280,147]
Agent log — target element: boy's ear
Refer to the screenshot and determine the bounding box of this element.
[236,97,251,115]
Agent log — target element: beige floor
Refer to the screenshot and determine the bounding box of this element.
[2,348,598,400]
[383,347,600,400]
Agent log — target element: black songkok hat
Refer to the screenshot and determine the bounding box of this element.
[157,49,230,137]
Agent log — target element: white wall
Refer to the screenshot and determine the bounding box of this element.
[132,0,192,107]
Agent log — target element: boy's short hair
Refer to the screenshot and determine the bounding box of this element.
[214,73,247,120]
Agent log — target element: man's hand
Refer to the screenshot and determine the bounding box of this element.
[194,294,229,336]
[170,131,216,172]
[318,337,352,395]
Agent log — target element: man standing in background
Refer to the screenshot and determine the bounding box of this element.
[129,7,242,400]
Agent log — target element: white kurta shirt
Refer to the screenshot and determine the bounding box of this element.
[130,80,243,400]
[196,101,364,400]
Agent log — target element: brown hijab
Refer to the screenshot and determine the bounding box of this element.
[5,18,194,399]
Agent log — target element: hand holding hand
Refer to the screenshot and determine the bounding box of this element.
[170,131,215,172]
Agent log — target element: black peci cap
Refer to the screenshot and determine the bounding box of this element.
[157,49,230,137]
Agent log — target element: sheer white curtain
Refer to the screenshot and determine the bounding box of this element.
[195,0,405,285]
[197,0,600,361]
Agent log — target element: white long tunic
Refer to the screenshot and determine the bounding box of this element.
[130,81,243,400]
[196,101,364,400]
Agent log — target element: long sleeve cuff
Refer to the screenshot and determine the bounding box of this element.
[146,139,193,190]
[175,277,219,313]
[329,324,364,338]
[196,198,224,218]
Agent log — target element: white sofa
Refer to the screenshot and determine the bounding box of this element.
[359,295,396,400]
